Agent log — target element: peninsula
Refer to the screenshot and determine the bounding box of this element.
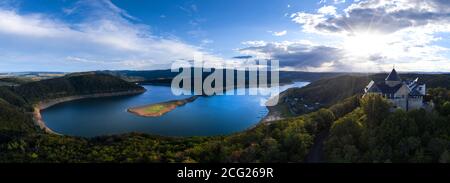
[128,96,199,117]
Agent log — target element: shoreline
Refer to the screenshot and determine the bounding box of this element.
[31,81,305,137]
[32,89,146,135]
[128,95,199,117]
[260,109,284,123]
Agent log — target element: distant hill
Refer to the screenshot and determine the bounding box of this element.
[370,73,450,89]
[96,69,345,84]
[282,75,371,105]
[13,73,144,103]
[0,77,34,86]
[279,71,349,82]
[98,70,179,82]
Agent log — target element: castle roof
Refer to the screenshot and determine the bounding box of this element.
[365,81,378,92]
[385,68,401,81]
[365,80,425,96]
[376,82,403,94]
[409,87,423,96]
[365,67,426,97]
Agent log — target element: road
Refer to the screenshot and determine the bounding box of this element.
[304,130,329,163]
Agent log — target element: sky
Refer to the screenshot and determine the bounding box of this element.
[1,0,450,72]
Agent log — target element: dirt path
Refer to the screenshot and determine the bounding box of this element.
[305,130,329,163]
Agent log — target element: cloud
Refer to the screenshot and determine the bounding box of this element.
[286,0,450,72]
[292,0,450,35]
[272,30,287,36]
[333,0,346,4]
[239,41,345,71]
[318,5,337,16]
[232,55,253,59]
[242,40,267,47]
[318,0,346,5]
[65,56,157,70]
[0,0,221,72]
[0,9,74,38]
[200,39,214,47]
[239,30,450,72]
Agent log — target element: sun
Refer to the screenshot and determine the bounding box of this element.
[343,33,391,57]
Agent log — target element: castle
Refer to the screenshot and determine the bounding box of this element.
[364,68,426,111]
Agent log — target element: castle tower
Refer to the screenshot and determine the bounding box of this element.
[385,68,401,87]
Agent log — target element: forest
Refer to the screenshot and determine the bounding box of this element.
[325,89,450,162]
[0,73,449,162]
[13,73,145,103]
[272,74,450,117]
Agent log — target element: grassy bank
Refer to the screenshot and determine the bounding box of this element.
[128,96,199,117]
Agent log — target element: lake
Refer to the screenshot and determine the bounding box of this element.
[42,82,309,137]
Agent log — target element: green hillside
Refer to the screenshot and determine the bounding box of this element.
[0,87,28,108]
[325,93,450,163]
[0,99,36,135]
[97,69,344,84]
[0,72,449,163]
[13,73,144,103]
[272,73,450,117]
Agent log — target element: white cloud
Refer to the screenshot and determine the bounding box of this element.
[0,0,222,72]
[317,5,337,16]
[333,0,345,4]
[318,0,345,5]
[0,9,74,38]
[239,41,346,71]
[293,0,450,35]
[288,0,450,72]
[242,40,267,47]
[272,30,287,36]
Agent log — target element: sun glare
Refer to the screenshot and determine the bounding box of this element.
[343,33,391,57]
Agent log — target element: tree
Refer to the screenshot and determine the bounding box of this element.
[441,101,450,116]
[261,137,281,162]
[311,109,336,131]
[324,109,363,162]
[361,94,391,127]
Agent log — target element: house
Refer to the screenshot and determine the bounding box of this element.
[364,68,426,111]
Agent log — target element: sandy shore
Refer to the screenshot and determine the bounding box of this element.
[260,109,284,123]
[32,89,146,135]
[128,95,199,117]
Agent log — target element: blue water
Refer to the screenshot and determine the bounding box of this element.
[42,82,308,137]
